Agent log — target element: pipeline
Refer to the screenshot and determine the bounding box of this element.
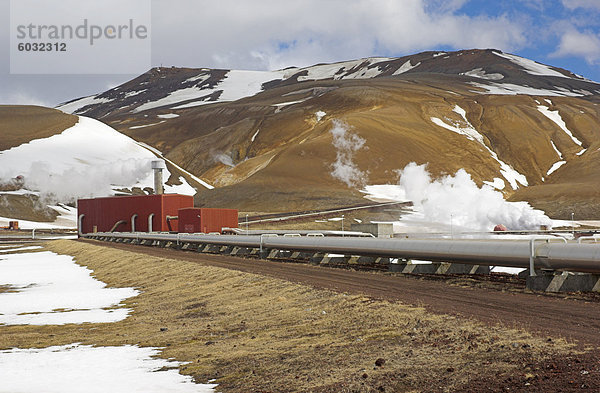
[85,232,600,274]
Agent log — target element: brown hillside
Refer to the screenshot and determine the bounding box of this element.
[0,105,77,151]
[46,50,600,217]
[100,75,600,215]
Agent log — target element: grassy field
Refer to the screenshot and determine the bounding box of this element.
[1,240,578,392]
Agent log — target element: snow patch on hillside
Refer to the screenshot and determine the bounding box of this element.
[547,160,566,176]
[430,105,528,189]
[550,140,563,159]
[251,129,260,142]
[363,163,551,232]
[157,113,179,119]
[469,82,584,97]
[393,60,420,75]
[493,52,571,79]
[129,121,165,129]
[537,105,583,146]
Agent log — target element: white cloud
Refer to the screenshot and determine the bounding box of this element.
[151,0,527,71]
[561,0,600,10]
[551,29,600,64]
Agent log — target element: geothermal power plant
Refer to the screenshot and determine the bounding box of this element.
[76,161,600,294]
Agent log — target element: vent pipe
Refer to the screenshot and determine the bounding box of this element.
[151,160,166,194]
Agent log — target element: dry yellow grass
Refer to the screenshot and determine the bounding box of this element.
[1,240,577,392]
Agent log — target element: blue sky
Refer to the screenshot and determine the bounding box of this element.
[1,0,599,106]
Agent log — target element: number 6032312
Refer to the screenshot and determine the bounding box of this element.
[17,42,67,52]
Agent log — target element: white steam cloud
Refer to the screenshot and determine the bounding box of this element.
[18,159,154,202]
[0,116,162,204]
[364,163,552,232]
[329,120,367,187]
[213,153,235,167]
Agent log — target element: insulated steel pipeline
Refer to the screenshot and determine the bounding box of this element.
[86,232,600,273]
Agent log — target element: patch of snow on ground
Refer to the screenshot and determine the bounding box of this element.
[315,111,326,121]
[271,99,308,107]
[577,148,587,156]
[185,73,211,84]
[0,245,43,253]
[546,161,566,176]
[0,251,139,325]
[550,140,563,159]
[460,68,503,80]
[392,60,420,75]
[362,162,551,233]
[493,52,571,79]
[469,82,583,97]
[251,129,260,142]
[0,344,216,393]
[56,96,113,114]
[129,121,166,129]
[157,113,179,119]
[430,105,528,189]
[165,177,197,195]
[483,178,506,190]
[124,89,147,98]
[537,105,583,146]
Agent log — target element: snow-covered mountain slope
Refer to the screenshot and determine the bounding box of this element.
[0,112,203,202]
[57,49,600,118]
[46,49,600,219]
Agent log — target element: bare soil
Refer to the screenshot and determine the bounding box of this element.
[16,239,594,392]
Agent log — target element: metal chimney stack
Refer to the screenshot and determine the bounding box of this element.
[151,160,166,194]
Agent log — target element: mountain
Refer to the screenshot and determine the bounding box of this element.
[53,49,600,219]
[1,48,598,226]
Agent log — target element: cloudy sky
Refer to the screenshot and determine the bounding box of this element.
[1,0,599,107]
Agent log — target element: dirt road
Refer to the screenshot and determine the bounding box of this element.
[84,239,600,348]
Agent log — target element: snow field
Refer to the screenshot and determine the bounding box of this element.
[0,344,216,393]
[0,251,139,325]
[0,247,216,392]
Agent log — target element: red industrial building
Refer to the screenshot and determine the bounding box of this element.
[78,194,193,233]
[178,207,238,233]
[78,194,239,235]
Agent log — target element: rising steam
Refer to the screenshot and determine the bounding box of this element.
[329,120,367,187]
[364,163,552,231]
[18,158,155,202]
